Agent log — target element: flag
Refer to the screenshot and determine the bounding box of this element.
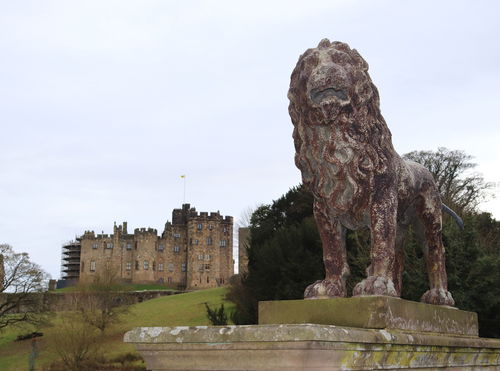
[180,175,186,178]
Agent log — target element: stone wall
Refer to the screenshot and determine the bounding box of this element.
[1,290,183,313]
[125,324,500,370]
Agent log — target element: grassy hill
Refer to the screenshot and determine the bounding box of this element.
[0,287,232,370]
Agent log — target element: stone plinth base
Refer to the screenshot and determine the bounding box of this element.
[124,324,500,370]
[259,296,478,336]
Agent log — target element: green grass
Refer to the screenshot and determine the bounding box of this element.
[0,287,232,370]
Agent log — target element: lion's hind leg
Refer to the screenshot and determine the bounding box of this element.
[415,191,455,306]
[393,223,408,296]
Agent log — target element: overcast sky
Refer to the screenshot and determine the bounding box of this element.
[1,0,499,279]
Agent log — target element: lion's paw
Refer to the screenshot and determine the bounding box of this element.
[421,288,455,306]
[352,276,398,297]
[304,278,346,299]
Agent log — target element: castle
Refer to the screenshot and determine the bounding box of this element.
[60,204,234,290]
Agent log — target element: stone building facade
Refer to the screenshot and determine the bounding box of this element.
[73,204,233,289]
[238,227,250,275]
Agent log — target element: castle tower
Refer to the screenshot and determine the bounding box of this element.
[185,209,233,289]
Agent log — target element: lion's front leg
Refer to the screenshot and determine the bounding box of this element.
[304,200,349,299]
[353,183,398,297]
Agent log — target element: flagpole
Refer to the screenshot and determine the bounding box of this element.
[181,175,186,204]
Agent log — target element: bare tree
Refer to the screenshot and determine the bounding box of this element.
[0,244,50,330]
[50,312,102,371]
[403,148,493,212]
[236,206,258,229]
[74,265,129,334]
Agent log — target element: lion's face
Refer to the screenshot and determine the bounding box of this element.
[288,39,375,126]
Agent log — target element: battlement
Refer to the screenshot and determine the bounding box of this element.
[188,212,233,222]
[114,221,128,235]
[172,204,197,225]
[172,204,233,224]
[81,230,95,239]
[190,210,230,221]
[134,227,158,236]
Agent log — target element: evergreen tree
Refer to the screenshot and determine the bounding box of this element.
[228,150,499,337]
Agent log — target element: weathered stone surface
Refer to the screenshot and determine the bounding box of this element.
[258,296,478,336]
[124,324,500,370]
[288,39,457,306]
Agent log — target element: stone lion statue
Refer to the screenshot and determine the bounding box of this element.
[288,39,459,306]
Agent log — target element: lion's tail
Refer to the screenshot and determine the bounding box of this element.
[442,204,464,230]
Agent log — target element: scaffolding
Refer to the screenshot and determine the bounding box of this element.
[60,240,81,280]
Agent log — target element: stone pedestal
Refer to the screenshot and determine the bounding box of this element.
[124,297,500,370]
[259,296,478,336]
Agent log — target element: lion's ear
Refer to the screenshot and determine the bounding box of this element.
[351,49,369,71]
[317,38,331,49]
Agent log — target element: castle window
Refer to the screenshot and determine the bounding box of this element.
[81,262,85,272]
[197,223,202,230]
[208,224,213,230]
[173,233,181,238]
[153,261,156,271]
[126,243,133,250]
[181,263,187,272]
[189,238,193,245]
[205,264,211,270]
[198,254,203,260]
[167,277,172,284]
[207,237,213,246]
[158,244,165,252]
[90,260,96,272]
[195,239,199,245]
[126,262,132,271]
[135,261,139,270]
[106,242,114,249]
[158,263,164,271]
[173,246,180,253]
[220,239,226,247]
[198,264,204,272]
[168,263,174,272]
[205,254,211,261]
[207,276,210,283]
[223,226,228,233]
[143,260,149,270]
[92,243,99,249]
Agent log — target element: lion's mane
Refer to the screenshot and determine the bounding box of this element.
[288,39,398,221]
